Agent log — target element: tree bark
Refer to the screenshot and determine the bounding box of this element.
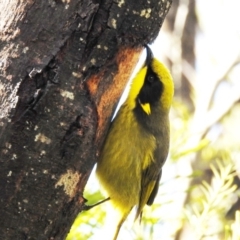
[0,0,172,239]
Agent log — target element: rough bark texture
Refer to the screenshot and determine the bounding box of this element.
[0,0,172,239]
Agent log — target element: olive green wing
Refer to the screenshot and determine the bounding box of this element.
[146,170,161,205]
[135,133,169,220]
[135,164,162,220]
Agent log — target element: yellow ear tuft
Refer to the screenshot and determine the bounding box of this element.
[140,102,151,115]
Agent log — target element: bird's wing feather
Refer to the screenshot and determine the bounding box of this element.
[135,162,162,220]
[135,133,169,221]
[147,171,161,205]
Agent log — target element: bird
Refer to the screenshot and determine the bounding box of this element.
[95,44,174,240]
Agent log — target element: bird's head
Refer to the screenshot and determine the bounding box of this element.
[128,45,174,115]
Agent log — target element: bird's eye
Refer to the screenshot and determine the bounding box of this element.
[147,75,155,83]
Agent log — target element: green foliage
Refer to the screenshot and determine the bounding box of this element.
[225,211,240,240]
[66,191,106,240]
[185,160,237,240]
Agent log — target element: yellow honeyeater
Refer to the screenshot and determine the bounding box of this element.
[96,45,174,240]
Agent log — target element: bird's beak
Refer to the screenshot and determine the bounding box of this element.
[144,44,153,66]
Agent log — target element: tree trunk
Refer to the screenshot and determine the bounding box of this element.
[0,0,172,239]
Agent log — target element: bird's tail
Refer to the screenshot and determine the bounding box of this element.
[112,217,125,240]
[112,207,132,240]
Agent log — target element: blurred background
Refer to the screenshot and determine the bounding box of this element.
[67,0,240,239]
